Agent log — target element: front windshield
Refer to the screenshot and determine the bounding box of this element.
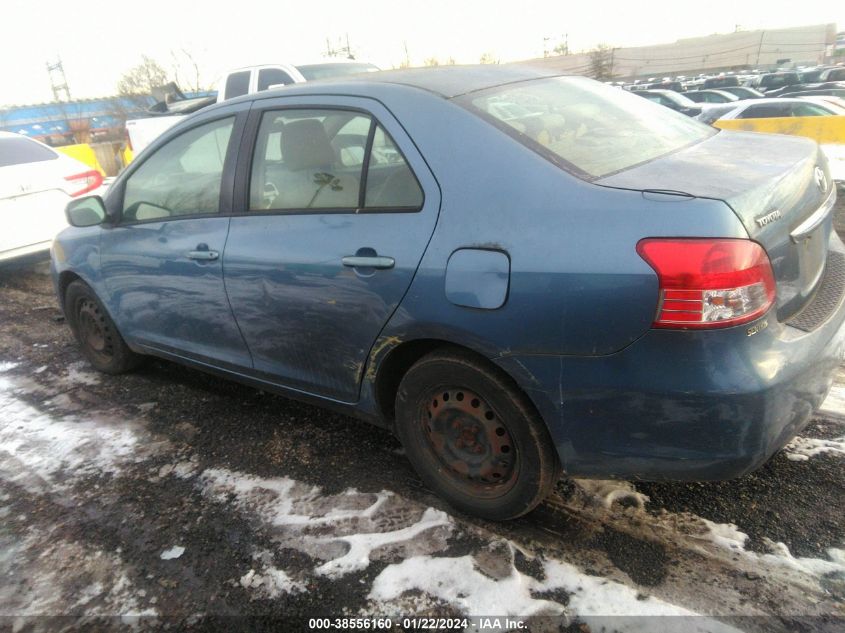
[461,76,714,179]
[295,63,379,81]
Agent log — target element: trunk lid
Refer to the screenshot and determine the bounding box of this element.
[598,130,836,321]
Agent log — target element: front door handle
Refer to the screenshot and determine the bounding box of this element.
[342,255,395,269]
[187,248,219,260]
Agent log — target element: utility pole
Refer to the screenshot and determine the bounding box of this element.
[46,57,71,102]
[756,30,765,67]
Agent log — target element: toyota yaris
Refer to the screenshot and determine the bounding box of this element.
[52,66,844,520]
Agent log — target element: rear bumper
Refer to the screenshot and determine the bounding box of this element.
[494,239,845,481]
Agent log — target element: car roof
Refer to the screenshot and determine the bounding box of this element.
[242,65,561,101]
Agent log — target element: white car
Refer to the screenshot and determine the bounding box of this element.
[0,131,103,264]
[696,97,845,186]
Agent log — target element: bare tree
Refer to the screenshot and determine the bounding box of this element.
[479,53,499,64]
[424,57,440,67]
[170,49,204,92]
[117,56,170,95]
[589,44,615,81]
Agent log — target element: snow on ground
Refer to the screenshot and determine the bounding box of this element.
[2,356,845,626]
[0,375,163,491]
[571,478,650,510]
[820,380,845,417]
[63,360,102,387]
[195,468,453,581]
[784,435,845,461]
[0,531,157,617]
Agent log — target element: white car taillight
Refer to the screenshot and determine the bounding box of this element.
[636,238,776,329]
[65,170,104,197]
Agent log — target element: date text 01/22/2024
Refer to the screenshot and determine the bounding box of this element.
[306,617,527,630]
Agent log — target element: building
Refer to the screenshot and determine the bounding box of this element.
[518,23,837,80]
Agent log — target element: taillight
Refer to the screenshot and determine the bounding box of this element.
[65,169,104,197]
[636,238,776,329]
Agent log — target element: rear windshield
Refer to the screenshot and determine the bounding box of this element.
[0,136,58,167]
[760,73,799,88]
[460,76,714,179]
[295,63,379,81]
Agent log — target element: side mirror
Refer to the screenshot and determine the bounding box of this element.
[65,195,107,228]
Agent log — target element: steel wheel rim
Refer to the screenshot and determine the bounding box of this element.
[422,387,518,497]
[77,299,114,359]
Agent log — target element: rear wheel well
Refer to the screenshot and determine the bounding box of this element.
[374,339,533,428]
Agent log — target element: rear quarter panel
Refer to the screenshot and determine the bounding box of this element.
[365,87,748,360]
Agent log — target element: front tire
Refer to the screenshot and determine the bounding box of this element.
[64,280,142,374]
[395,349,560,520]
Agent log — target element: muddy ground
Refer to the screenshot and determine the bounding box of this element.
[1,199,845,632]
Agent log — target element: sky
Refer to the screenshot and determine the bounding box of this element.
[2,0,844,106]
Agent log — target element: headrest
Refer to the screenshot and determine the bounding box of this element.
[282,119,335,171]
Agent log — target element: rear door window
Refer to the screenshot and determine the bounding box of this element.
[249,109,422,212]
[0,137,58,167]
[257,68,295,91]
[790,103,832,117]
[224,71,250,100]
[738,104,792,118]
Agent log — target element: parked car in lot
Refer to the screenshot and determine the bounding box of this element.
[719,86,765,100]
[696,97,845,186]
[747,71,801,92]
[696,97,845,122]
[0,131,103,265]
[126,60,380,155]
[820,67,845,82]
[53,67,843,520]
[781,88,845,100]
[684,89,739,104]
[702,75,740,89]
[634,89,701,116]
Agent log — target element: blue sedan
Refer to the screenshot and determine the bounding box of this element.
[52,66,844,520]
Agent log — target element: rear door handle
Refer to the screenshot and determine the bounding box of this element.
[187,250,219,260]
[342,256,395,269]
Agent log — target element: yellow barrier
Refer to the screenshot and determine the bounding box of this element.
[714,115,845,145]
[55,144,105,175]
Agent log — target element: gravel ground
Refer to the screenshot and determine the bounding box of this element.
[1,196,844,632]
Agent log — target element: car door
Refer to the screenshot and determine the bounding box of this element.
[99,111,253,369]
[223,97,441,401]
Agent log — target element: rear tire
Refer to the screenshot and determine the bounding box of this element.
[395,349,560,520]
[64,280,142,374]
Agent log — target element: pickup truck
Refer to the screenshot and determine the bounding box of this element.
[125,60,379,155]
